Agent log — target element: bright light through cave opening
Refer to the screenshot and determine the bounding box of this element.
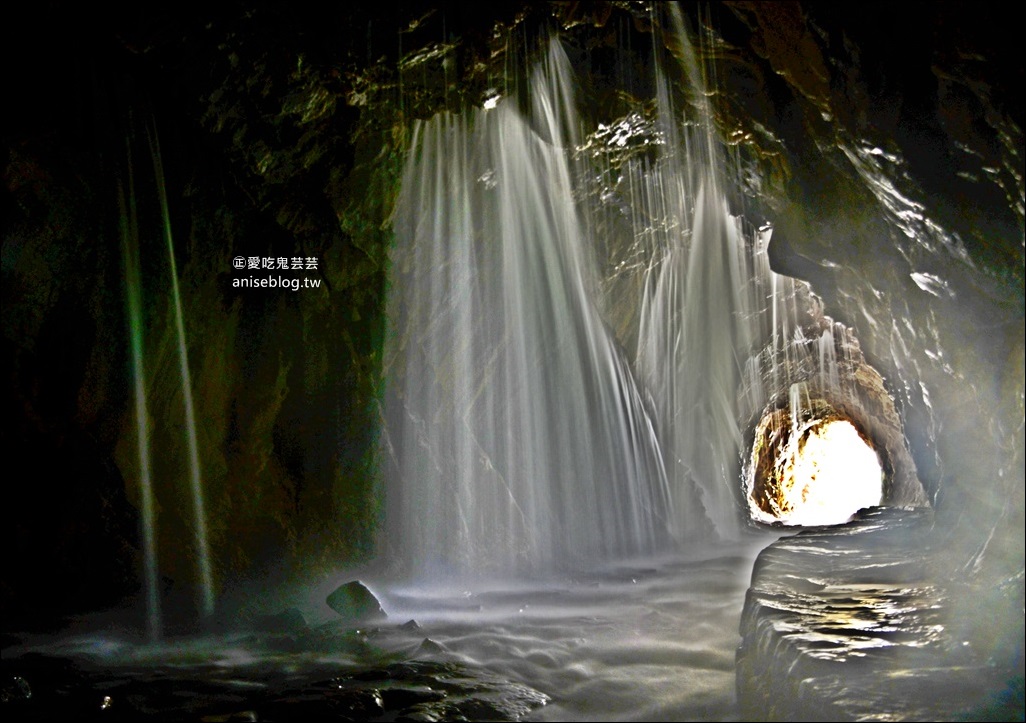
[779,420,883,526]
[748,411,884,528]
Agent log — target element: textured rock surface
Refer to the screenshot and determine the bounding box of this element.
[326,580,387,625]
[737,507,1024,721]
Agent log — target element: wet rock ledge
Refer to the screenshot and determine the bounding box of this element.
[736,507,1024,721]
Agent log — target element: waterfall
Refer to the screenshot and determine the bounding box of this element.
[615,6,777,540]
[383,40,671,577]
[383,13,870,576]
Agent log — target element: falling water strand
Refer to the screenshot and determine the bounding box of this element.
[148,123,215,620]
[629,6,761,540]
[118,150,161,641]
[623,5,855,539]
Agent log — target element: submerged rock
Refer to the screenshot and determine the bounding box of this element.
[252,607,307,633]
[415,638,448,657]
[326,580,387,625]
[0,652,547,721]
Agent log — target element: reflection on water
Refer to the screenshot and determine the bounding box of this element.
[762,582,948,661]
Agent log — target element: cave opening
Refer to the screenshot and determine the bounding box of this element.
[746,397,884,527]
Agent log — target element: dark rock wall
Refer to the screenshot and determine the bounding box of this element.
[3,4,400,623]
[3,2,1022,627]
[712,0,1023,608]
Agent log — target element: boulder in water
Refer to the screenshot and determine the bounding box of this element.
[326,581,386,625]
